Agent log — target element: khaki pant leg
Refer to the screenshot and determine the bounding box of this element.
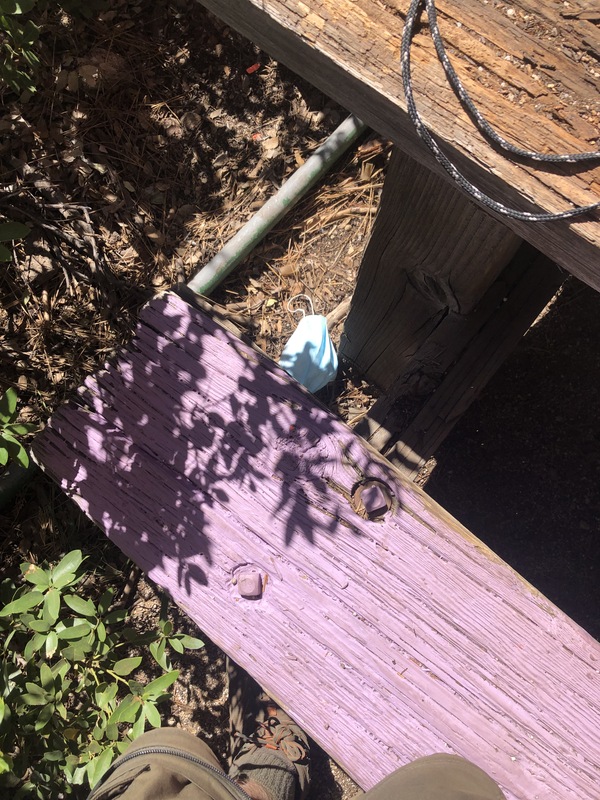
[117,728,224,772]
[90,728,239,800]
[361,754,507,800]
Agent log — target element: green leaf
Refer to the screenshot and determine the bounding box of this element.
[21,564,51,589]
[21,681,48,706]
[51,550,83,585]
[95,682,118,711]
[72,764,88,785]
[21,692,47,706]
[105,721,118,741]
[2,628,16,652]
[19,19,39,46]
[0,244,12,262]
[0,590,43,616]
[97,588,114,615]
[178,634,205,650]
[61,639,93,661]
[149,639,169,671]
[0,446,8,466]
[27,618,50,632]
[45,630,58,659]
[142,670,179,699]
[104,608,127,626]
[64,595,96,617]
[96,620,106,642]
[92,721,106,741]
[0,221,30,242]
[25,681,46,698]
[130,710,146,740]
[0,751,13,775]
[41,750,63,763]
[161,620,173,636]
[43,588,60,625]
[51,658,70,681]
[15,444,29,468]
[56,621,92,640]
[1,433,29,467]
[24,631,46,659]
[127,679,143,695]
[95,639,111,658]
[87,746,115,789]
[39,661,54,690]
[0,0,37,14]
[143,700,161,728]
[109,694,140,725]
[5,422,37,436]
[0,388,17,424]
[52,571,77,590]
[112,656,142,677]
[34,702,54,732]
[170,637,184,654]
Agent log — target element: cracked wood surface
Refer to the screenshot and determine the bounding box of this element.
[198,0,600,289]
[32,291,600,800]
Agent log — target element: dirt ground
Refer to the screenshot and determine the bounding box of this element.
[1,1,599,798]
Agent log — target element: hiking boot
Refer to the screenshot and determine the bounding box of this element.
[227,657,310,800]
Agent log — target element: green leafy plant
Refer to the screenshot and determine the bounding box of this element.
[0,550,204,796]
[150,603,204,671]
[0,387,37,469]
[0,220,30,262]
[0,0,108,98]
[0,0,40,95]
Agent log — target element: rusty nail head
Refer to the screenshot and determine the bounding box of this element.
[238,569,263,598]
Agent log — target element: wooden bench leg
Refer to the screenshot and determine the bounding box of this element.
[355,246,563,477]
[340,146,522,388]
[341,147,563,475]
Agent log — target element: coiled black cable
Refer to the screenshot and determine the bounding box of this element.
[401,0,600,222]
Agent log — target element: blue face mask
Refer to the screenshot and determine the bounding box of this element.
[278,313,338,393]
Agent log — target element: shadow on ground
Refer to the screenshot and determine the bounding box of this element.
[426,276,600,640]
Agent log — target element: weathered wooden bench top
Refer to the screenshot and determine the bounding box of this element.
[33,292,600,800]
[198,0,600,289]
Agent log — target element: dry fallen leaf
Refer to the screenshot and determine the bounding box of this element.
[78,64,99,88]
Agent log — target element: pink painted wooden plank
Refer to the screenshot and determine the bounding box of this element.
[33,291,600,799]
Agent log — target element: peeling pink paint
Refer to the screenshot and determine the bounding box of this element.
[33,291,600,799]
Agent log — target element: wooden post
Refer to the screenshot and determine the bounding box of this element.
[356,246,564,477]
[340,147,522,390]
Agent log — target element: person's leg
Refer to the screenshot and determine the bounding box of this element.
[227,658,310,800]
[116,727,224,770]
[87,728,241,800]
[361,754,507,800]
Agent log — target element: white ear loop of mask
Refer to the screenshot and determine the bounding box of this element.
[287,294,315,319]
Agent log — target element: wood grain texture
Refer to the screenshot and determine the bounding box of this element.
[197,0,600,289]
[340,147,522,388]
[358,248,564,476]
[32,292,600,798]
[372,253,564,479]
